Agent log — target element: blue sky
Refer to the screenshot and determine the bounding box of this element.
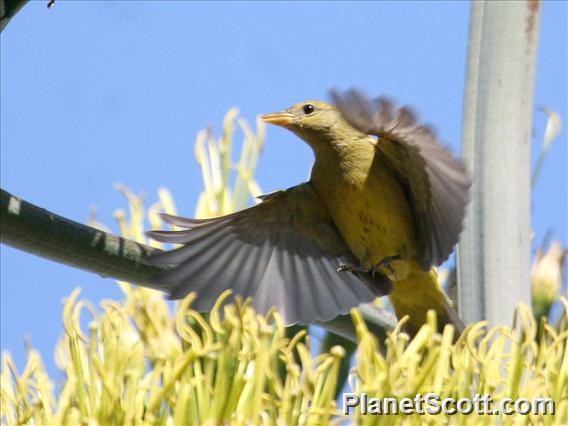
[1,2,566,377]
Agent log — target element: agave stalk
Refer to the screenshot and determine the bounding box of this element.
[458,1,541,325]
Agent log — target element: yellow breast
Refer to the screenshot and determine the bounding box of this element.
[312,146,417,279]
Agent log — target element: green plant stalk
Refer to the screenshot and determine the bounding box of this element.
[458,1,541,325]
[0,188,165,287]
[320,332,357,399]
[0,0,28,32]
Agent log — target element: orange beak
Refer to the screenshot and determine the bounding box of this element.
[260,111,295,127]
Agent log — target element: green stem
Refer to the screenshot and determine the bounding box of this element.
[1,0,29,32]
[0,188,166,287]
[316,303,394,343]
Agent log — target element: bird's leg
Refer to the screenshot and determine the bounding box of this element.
[371,255,402,277]
[337,263,368,274]
[338,255,402,280]
[337,255,397,275]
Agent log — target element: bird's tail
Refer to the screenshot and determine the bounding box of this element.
[388,262,464,337]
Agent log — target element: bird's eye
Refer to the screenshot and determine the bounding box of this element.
[302,104,315,115]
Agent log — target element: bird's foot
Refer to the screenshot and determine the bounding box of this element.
[371,255,402,277]
[338,255,403,280]
[337,263,368,274]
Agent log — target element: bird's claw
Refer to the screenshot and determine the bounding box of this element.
[372,255,402,276]
[337,263,367,274]
[338,255,402,279]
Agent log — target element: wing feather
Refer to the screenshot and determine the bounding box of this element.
[331,89,471,269]
[147,182,391,324]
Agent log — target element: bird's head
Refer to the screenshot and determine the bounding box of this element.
[261,100,365,152]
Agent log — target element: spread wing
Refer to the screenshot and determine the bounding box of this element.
[331,89,471,270]
[147,182,391,325]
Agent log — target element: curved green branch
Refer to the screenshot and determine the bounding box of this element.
[0,188,166,287]
[1,0,29,32]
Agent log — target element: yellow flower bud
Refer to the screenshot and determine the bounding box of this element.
[531,241,566,319]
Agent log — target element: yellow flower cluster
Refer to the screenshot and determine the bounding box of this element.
[2,288,566,425]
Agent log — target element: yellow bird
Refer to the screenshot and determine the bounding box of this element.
[148,89,470,335]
